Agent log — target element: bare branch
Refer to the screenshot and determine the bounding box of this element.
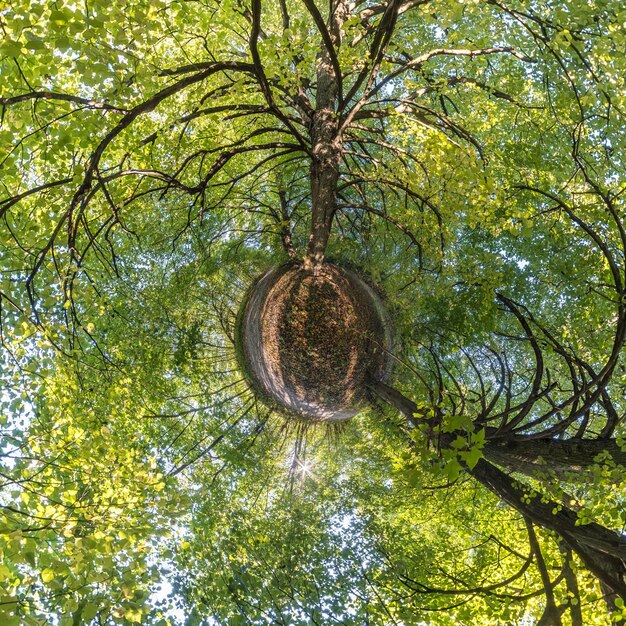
[1,177,72,218]
[370,46,536,101]
[301,0,344,107]
[526,520,563,626]
[249,0,310,150]
[0,91,129,113]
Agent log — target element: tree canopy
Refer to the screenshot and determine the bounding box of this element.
[2,0,626,624]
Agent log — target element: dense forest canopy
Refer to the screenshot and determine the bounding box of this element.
[2,0,626,624]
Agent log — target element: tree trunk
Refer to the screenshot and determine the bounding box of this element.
[367,379,423,426]
[469,458,626,600]
[303,1,347,272]
[305,123,340,271]
[370,381,626,603]
[483,437,626,478]
[469,459,626,559]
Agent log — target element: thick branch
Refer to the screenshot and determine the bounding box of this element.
[469,459,626,575]
[301,0,343,107]
[368,378,435,429]
[526,520,562,626]
[374,382,626,599]
[0,91,129,113]
[369,46,536,102]
[484,437,626,478]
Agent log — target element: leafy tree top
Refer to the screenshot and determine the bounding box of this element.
[2,0,626,624]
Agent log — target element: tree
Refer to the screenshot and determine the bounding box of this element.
[1,0,626,624]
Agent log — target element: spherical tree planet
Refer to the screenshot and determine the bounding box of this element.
[236,262,393,421]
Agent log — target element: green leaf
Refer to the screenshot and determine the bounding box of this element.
[462,446,483,470]
[0,40,24,58]
[0,564,11,581]
[124,607,143,623]
[41,568,55,583]
[443,459,462,482]
[83,603,99,620]
[49,10,70,25]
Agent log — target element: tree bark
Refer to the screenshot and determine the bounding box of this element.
[469,459,626,560]
[559,543,583,626]
[303,1,347,272]
[305,123,340,271]
[469,458,626,599]
[368,379,423,426]
[483,437,626,479]
[370,381,626,602]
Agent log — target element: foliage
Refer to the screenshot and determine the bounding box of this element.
[2,0,626,624]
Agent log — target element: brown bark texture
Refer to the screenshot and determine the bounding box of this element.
[304,1,347,271]
[483,438,626,478]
